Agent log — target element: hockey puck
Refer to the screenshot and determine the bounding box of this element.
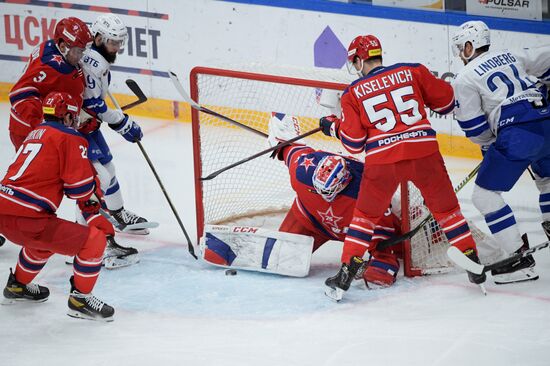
[0,236,5,247]
[225,269,237,276]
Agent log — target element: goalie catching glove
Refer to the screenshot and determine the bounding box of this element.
[200,225,314,277]
[267,112,302,148]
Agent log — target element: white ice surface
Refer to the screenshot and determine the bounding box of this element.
[0,102,549,366]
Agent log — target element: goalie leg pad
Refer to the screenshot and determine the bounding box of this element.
[201,225,314,277]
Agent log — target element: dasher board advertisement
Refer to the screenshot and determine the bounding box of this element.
[466,0,542,21]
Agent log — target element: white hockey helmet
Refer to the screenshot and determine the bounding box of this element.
[451,21,490,59]
[92,14,127,49]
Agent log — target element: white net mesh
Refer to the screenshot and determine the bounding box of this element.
[192,66,494,276]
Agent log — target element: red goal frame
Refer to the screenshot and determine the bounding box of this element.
[190,66,419,277]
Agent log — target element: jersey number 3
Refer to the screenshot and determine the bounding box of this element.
[362,86,422,132]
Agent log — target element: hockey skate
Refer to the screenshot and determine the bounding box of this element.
[103,235,140,269]
[109,207,157,235]
[491,234,539,285]
[67,277,114,322]
[2,268,49,304]
[463,249,487,285]
[325,256,366,302]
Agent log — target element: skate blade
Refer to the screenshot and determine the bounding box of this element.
[103,254,140,269]
[493,268,539,285]
[115,227,150,235]
[67,310,114,322]
[324,287,344,302]
[478,284,487,296]
[1,297,48,305]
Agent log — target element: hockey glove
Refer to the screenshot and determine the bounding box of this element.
[319,115,340,139]
[110,114,143,143]
[78,177,106,215]
[78,108,101,134]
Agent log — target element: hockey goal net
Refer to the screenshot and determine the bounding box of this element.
[190,65,488,277]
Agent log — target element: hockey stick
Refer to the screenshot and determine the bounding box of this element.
[121,79,148,111]
[376,162,482,251]
[482,240,549,273]
[201,127,322,181]
[168,70,267,137]
[107,83,198,259]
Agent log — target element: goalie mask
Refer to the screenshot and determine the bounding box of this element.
[312,155,352,202]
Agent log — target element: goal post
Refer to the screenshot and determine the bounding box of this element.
[189,65,488,277]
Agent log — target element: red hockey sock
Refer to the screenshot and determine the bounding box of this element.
[433,209,477,253]
[72,226,106,293]
[341,209,376,263]
[14,247,52,285]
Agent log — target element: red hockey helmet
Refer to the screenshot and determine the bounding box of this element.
[42,91,80,127]
[346,35,382,74]
[54,17,93,49]
[313,155,352,202]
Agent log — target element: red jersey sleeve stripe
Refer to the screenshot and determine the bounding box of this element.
[64,176,94,188]
[432,97,455,115]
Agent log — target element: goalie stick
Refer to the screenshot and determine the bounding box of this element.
[107,83,197,259]
[200,127,322,181]
[169,70,268,138]
[376,162,482,251]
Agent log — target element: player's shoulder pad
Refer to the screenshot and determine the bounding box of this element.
[41,40,78,75]
[81,48,110,79]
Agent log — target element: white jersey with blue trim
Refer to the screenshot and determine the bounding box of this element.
[81,47,125,125]
[452,46,550,145]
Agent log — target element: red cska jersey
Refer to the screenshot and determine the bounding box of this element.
[280,144,397,242]
[338,63,455,165]
[9,40,85,138]
[0,121,96,218]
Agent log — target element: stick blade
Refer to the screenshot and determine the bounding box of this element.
[447,246,484,274]
[168,70,200,109]
[126,79,147,102]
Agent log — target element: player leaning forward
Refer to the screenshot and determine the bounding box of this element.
[451,21,550,284]
[321,35,485,300]
[0,92,114,321]
[79,13,153,235]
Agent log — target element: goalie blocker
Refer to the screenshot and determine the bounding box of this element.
[200,225,314,277]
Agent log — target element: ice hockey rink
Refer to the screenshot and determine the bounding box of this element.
[0,102,549,366]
